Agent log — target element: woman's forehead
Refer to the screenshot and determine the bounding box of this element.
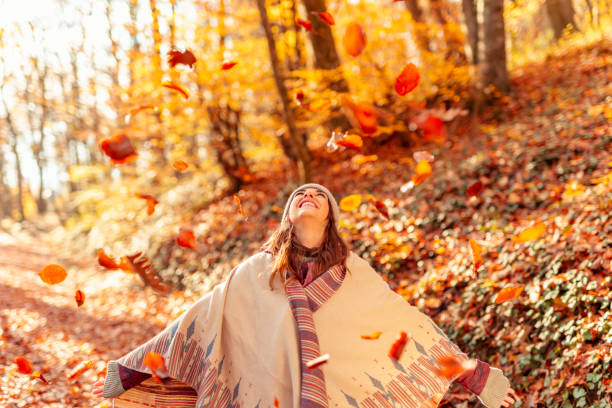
[295,187,325,194]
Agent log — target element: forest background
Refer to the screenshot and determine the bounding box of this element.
[0,0,610,407]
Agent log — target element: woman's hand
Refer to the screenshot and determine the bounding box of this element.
[92,379,105,397]
[500,387,521,407]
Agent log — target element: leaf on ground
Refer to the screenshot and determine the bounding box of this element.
[512,223,546,243]
[495,285,524,304]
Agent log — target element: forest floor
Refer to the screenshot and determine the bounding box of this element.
[1,38,611,408]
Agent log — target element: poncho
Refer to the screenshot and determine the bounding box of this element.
[103,250,510,408]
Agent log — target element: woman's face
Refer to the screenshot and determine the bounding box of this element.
[288,187,330,227]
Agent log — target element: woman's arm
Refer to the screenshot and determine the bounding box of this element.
[93,360,152,398]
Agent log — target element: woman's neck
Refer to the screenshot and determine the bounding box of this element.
[292,222,326,248]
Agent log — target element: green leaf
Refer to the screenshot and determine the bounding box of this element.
[576,397,586,408]
[572,387,586,399]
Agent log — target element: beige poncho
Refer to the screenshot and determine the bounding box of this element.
[103,250,510,408]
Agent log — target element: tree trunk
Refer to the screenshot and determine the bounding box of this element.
[462,0,479,65]
[405,0,431,52]
[35,60,49,214]
[545,0,577,39]
[430,0,468,64]
[1,95,26,220]
[148,0,168,166]
[0,148,12,218]
[483,0,509,93]
[256,0,312,183]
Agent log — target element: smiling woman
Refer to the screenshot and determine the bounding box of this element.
[93,183,520,408]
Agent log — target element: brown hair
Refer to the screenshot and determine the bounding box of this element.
[262,198,349,290]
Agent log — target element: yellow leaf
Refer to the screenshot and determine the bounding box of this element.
[339,194,362,211]
[512,223,545,243]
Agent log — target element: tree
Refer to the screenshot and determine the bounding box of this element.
[429,0,468,64]
[404,0,431,52]
[461,0,478,65]
[545,0,577,40]
[483,0,509,93]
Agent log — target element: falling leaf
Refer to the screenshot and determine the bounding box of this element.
[388,331,408,360]
[135,193,158,216]
[162,81,189,99]
[296,18,312,31]
[432,355,477,379]
[144,352,170,383]
[352,154,378,165]
[361,331,382,340]
[411,159,432,185]
[99,133,137,165]
[118,256,135,273]
[123,253,172,292]
[306,353,330,369]
[318,11,335,25]
[467,181,484,197]
[177,228,197,250]
[342,22,366,57]
[341,95,379,135]
[419,115,446,142]
[495,285,524,304]
[306,99,331,112]
[172,160,189,171]
[336,133,363,151]
[167,49,197,68]
[368,197,389,220]
[33,371,48,384]
[469,239,483,272]
[339,194,362,211]
[512,223,546,243]
[221,61,238,70]
[67,361,94,382]
[233,194,249,221]
[97,249,121,270]
[274,397,280,407]
[126,104,157,122]
[295,89,305,104]
[413,150,434,163]
[395,63,420,96]
[39,264,67,285]
[15,357,33,375]
[75,290,85,307]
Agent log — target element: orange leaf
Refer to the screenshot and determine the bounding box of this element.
[336,133,363,151]
[469,239,483,272]
[413,150,434,163]
[233,194,249,221]
[411,159,432,185]
[122,253,173,293]
[318,11,335,25]
[177,228,197,250]
[495,285,524,304]
[395,63,420,96]
[342,96,379,134]
[306,99,331,112]
[306,353,330,369]
[39,264,67,285]
[361,331,382,340]
[274,397,280,407]
[172,160,189,171]
[161,81,189,99]
[167,49,197,68]
[75,290,85,307]
[135,193,158,216]
[32,371,48,384]
[339,194,362,211]
[99,133,137,165]
[420,115,446,142]
[342,22,366,57]
[296,18,312,31]
[15,357,33,375]
[467,181,484,197]
[67,361,94,381]
[143,352,169,383]
[512,223,546,243]
[97,249,121,270]
[126,104,157,122]
[118,256,134,273]
[221,61,237,70]
[388,331,408,360]
[432,355,477,379]
[368,197,389,220]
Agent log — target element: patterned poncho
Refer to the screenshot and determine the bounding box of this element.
[103,250,510,408]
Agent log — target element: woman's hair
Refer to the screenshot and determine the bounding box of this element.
[262,197,349,290]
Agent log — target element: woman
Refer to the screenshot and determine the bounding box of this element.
[94,183,520,408]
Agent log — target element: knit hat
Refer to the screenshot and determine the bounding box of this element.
[281,183,340,225]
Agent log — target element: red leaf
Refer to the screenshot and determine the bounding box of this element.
[161,81,189,99]
[75,290,85,307]
[143,352,170,383]
[15,357,33,375]
[39,264,67,285]
[172,160,189,171]
[342,22,366,57]
[221,61,237,70]
[420,115,446,142]
[167,49,197,68]
[233,195,249,221]
[395,63,420,96]
[296,18,312,31]
[274,397,280,407]
[177,228,197,250]
[99,133,137,164]
[466,181,484,197]
[295,89,305,104]
[123,253,173,292]
[97,249,121,270]
[135,193,158,216]
[342,95,378,134]
[433,355,477,379]
[318,11,335,25]
[371,199,389,220]
[306,353,330,369]
[67,361,94,381]
[388,331,408,360]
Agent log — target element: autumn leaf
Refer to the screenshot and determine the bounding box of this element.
[306,353,330,369]
[67,361,94,381]
[15,357,33,375]
[368,197,389,220]
[33,371,48,384]
[388,331,408,360]
[318,11,335,25]
[126,104,157,122]
[97,249,121,270]
[123,253,173,292]
[361,331,382,340]
[306,99,331,112]
[467,181,484,197]
[469,239,483,272]
[161,81,189,99]
[336,133,363,151]
[167,49,197,68]
[395,63,420,96]
[233,194,249,221]
[339,194,362,211]
[39,264,67,285]
[75,290,85,307]
[352,154,378,165]
[411,159,432,186]
[144,352,170,383]
[432,355,477,379]
[135,193,158,216]
[295,89,305,104]
[99,133,137,165]
[274,397,280,407]
[341,95,379,135]
[419,115,446,142]
[118,256,134,273]
[177,228,197,250]
[413,150,434,163]
[495,285,524,304]
[221,61,237,70]
[512,223,546,243]
[172,160,189,171]
[342,22,366,57]
[296,18,312,31]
